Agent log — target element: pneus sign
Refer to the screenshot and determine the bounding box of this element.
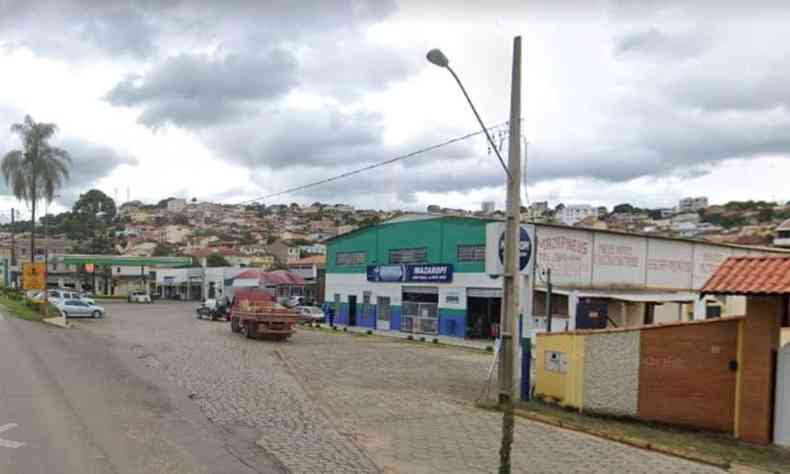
[367,264,453,283]
[485,223,536,275]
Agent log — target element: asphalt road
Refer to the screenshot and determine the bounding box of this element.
[0,306,281,474]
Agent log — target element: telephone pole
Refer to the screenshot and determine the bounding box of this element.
[545,268,553,332]
[427,36,523,474]
[10,208,16,288]
[497,36,522,474]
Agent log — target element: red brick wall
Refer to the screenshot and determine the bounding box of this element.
[638,319,739,432]
[738,296,781,444]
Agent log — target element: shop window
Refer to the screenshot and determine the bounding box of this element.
[336,251,365,266]
[389,247,427,264]
[457,244,485,262]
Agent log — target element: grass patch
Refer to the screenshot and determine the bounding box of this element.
[488,399,790,473]
[0,297,55,322]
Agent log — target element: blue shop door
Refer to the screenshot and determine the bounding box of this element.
[575,299,608,329]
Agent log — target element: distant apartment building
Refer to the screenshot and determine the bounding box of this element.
[167,198,187,213]
[774,219,790,248]
[299,243,326,256]
[164,225,191,244]
[677,196,708,213]
[426,204,442,213]
[672,212,701,224]
[268,240,300,265]
[333,204,354,213]
[558,204,598,225]
[481,201,496,214]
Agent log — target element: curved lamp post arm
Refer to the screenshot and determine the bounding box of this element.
[445,65,511,177]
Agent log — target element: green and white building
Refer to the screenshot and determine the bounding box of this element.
[326,214,789,339]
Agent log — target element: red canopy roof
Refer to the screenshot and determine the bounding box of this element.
[701,256,790,295]
[233,269,305,286]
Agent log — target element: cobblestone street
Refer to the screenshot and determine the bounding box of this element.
[82,302,724,473]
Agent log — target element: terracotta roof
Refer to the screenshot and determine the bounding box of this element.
[700,256,790,295]
[288,255,326,266]
[233,269,305,286]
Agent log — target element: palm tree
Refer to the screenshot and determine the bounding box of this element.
[2,115,71,262]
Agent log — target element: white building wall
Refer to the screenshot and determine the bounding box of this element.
[325,272,501,309]
[591,233,647,287]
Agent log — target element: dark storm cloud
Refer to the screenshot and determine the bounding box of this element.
[106,51,299,128]
[206,108,387,169]
[55,139,138,204]
[0,0,397,59]
[0,126,136,205]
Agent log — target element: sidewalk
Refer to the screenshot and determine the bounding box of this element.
[318,323,493,352]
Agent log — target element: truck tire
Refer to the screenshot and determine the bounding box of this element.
[230,317,240,333]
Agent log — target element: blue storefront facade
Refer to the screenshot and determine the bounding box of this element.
[325,215,502,338]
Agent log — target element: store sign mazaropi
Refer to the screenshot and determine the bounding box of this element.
[366,264,453,283]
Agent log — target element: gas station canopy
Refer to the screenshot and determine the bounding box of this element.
[49,254,193,268]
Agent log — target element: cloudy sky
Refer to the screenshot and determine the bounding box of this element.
[1,0,789,217]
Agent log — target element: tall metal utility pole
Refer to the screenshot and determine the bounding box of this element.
[545,268,553,332]
[426,36,523,474]
[10,208,15,288]
[497,35,522,474]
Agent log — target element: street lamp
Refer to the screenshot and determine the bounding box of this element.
[427,38,522,474]
[426,48,510,176]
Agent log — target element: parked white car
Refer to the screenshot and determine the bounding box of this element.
[56,299,105,319]
[296,306,325,322]
[48,289,95,305]
[128,291,152,303]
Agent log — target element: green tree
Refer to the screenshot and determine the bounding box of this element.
[152,243,175,256]
[206,252,231,267]
[73,189,117,224]
[1,115,71,261]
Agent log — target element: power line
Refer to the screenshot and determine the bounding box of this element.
[235,121,510,205]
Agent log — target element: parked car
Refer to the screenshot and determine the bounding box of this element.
[281,296,304,308]
[196,298,230,321]
[128,291,152,303]
[296,306,325,322]
[48,289,95,305]
[56,299,105,319]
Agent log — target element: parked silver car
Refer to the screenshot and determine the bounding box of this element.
[48,289,95,305]
[296,306,325,322]
[56,299,105,319]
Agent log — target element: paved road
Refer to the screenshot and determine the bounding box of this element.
[80,302,723,474]
[0,305,280,474]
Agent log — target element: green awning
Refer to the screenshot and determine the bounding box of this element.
[51,254,193,268]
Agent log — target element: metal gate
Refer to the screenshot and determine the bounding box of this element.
[376,297,391,331]
[401,302,438,334]
[775,344,790,447]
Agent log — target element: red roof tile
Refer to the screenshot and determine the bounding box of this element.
[701,256,790,295]
[233,269,305,286]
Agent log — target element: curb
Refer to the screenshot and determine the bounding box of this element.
[503,407,732,470]
[299,324,490,353]
[43,317,72,328]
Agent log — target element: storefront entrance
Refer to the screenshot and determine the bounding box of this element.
[466,288,502,339]
[401,287,438,334]
[376,296,391,331]
[348,295,357,326]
